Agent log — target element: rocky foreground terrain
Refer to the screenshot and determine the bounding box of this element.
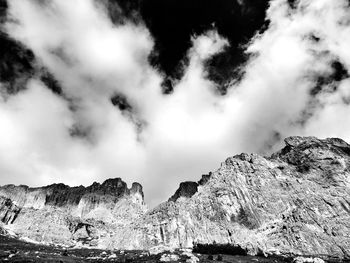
[1,136,350,262]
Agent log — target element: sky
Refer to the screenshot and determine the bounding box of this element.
[0,0,350,207]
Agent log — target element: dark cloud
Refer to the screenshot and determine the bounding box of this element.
[0,32,64,97]
[0,3,64,97]
[0,0,7,23]
[294,58,350,127]
[204,46,246,95]
[69,124,92,139]
[142,0,270,93]
[287,0,298,10]
[102,0,270,94]
[111,93,147,138]
[0,32,35,94]
[40,69,63,95]
[331,60,349,82]
[99,0,142,24]
[1,0,270,96]
[111,93,132,112]
[309,60,349,97]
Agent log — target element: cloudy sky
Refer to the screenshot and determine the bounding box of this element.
[0,0,350,207]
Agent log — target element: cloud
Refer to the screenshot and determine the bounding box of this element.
[1,0,350,207]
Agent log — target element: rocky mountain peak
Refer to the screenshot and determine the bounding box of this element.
[124,136,350,258]
[1,136,350,260]
[198,172,212,186]
[0,177,147,247]
[130,182,144,198]
[280,136,350,154]
[0,177,145,219]
[168,181,199,202]
[283,136,318,147]
[271,136,350,182]
[101,178,126,189]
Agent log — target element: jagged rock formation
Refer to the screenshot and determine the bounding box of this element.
[168,172,213,202]
[0,178,146,247]
[0,197,21,224]
[114,136,350,259]
[168,182,199,202]
[1,136,350,260]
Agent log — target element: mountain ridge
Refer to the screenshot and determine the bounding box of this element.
[1,136,350,260]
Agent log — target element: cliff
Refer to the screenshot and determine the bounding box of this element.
[1,136,350,260]
[111,136,350,259]
[0,178,146,247]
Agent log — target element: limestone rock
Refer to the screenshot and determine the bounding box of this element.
[198,173,212,186]
[160,253,180,262]
[1,136,350,261]
[293,257,325,263]
[0,196,21,224]
[0,225,6,235]
[182,251,200,263]
[0,178,146,247]
[169,182,199,202]
[149,245,174,255]
[116,136,350,260]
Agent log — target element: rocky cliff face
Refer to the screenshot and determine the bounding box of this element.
[113,136,350,259]
[0,178,146,247]
[0,197,21,224]
[1,136,350,260]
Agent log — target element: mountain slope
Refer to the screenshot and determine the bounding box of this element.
[114,136,350,258]
[0,178,146,247]
[1,136,350,259]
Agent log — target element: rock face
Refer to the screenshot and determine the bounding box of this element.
[0,197,21,224]
[0,178,146,247]
[115,136,350,259]
[168,182,199,202]
[1,136,350,260]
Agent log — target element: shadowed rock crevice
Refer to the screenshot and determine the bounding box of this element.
[0,197,21,224]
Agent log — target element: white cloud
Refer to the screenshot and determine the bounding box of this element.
[1,0,350,207]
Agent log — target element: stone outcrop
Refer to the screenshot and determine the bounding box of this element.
[168,182,199,202]
[1,136,350,260]
[0,178,146,247]
[168,173,214,202]
[0,197,21,224]
[114,136,350,259]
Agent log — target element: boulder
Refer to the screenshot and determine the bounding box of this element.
[160,253,180,262]
[293,257,325,263]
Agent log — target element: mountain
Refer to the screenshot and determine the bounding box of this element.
[1,136,350,260]
[0,178,146,248]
